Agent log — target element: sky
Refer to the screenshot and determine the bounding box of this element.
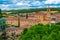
[0,0,60,10]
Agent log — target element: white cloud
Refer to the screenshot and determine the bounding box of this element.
[16,3,23,6]
[31,1,41,6]
[0,4,11,10]
[45,0,60,4]
[12,0,17,3]
[16,2,30,6]
[1,4,9,7]
[16,0,43,7]
[50,6,60,8]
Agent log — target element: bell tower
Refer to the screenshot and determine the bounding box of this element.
[46,6,51,24]
[47,6,50,12]
[46,6,51,17]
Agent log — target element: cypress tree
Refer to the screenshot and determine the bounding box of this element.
[0,9,3,18]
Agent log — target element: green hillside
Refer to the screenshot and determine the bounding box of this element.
[2,7,60,13]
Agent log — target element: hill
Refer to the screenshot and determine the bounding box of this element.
[2,7,60,13]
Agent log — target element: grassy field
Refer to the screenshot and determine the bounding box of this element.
[51,11,58,14]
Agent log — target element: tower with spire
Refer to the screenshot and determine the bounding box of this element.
[46,6,51,24]
[46,6,51,17]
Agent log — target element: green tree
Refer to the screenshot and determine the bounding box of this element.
[23,28,28,35]
[0,9,3,18]
[21,23,60,40]
[26,14,28,19]
[0,15,7,40]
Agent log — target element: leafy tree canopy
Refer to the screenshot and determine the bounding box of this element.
[21,23,60,40]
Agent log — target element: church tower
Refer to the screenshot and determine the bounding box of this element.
[46,6,51,17]
[46,6,51,24]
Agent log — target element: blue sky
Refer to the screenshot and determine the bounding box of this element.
[0,0,60,10]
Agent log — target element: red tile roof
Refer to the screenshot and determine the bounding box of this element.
[6,16,40,22]
[6,27,18,31]
[31,12,46,15]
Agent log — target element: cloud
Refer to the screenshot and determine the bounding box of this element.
[31,1,42,6]
[45,0,60,4]
[0,4,10,10]
[16,2,30,7]
[0,0,60,10]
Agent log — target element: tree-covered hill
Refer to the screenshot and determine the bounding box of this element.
[2,7,60,13]
[21,23,60,40]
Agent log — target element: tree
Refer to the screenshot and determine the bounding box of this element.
[0,9,1,13]
[26,13,28,19]
[0,16,7,40]
[23,28,28,35]
[1,31,7,40]
[56,22,60,25]
[0,36,3,40]
[21,23,60,40]
[0,9,3,18]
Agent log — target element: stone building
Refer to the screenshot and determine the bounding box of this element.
[5,6,60,35]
